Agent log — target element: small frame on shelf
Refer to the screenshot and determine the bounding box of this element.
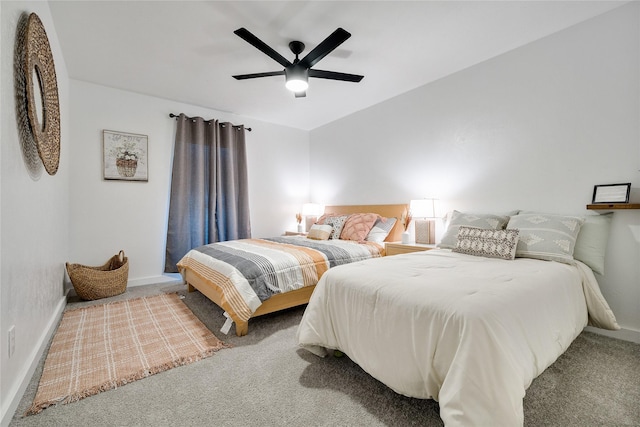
[591,183,631,204]
[103,130,148,181]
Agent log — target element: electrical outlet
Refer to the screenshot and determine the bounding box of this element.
[8,326,15,358]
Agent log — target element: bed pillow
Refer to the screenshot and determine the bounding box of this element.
[453,226,520,260]
[340,213,379,241]
[520,211,613,275]
[314,213,334,225]
[573,213,613,275]
[325,215,349,240]
[307,224,333,240]
[506,213,584,265]
[441,209,519,228]
[366,217,398,243]
[438,211,511,249]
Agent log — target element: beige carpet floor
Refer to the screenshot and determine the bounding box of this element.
[10,283,640,426]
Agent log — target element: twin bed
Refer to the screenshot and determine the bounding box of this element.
[177,205,619,426]
[177,204,406,336]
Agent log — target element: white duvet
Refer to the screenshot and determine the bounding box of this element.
[297,249,619,427]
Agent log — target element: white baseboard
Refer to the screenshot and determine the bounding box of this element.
[126,273,183,288]
[585,325,640,344]
[1,295,66,427]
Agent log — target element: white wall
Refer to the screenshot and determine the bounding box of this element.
[1,2,70,424]
[310,3,640,340]
[69,81,310,287]
[2,8,309,423]
[1,2,637,424]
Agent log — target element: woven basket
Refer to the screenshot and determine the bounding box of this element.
[66,250,128,300]
[116,158,137,178]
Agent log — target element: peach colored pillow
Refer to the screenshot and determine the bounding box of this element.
[340,213,380,242]
[314,213,335,225]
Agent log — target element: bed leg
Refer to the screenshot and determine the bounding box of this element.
[235,321,249,337]
[187,283,196,293]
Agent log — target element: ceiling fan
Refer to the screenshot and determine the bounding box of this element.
[232,27,364,98]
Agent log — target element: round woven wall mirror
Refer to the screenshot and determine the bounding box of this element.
[24,13,60,175]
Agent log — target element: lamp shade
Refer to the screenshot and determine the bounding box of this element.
[285,66,309,92]
[410,199,436,218]
[301,203,323,217]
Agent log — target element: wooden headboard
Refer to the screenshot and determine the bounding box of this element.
[323,204,408,242]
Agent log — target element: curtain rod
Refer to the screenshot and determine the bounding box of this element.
[168,113,252,131]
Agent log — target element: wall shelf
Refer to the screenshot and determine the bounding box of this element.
[586,203,640,210]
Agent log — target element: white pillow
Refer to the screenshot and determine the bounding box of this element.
[519,211,613,274]
[507,213,584,265]
[438,211,511,249]
[365,217,397,243]
[573,213,613,275]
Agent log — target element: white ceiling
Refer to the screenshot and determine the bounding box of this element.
[48,1,627,131]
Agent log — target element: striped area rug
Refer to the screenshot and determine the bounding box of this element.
[28,293,228,415]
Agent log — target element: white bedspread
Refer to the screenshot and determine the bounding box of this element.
[297,249,617,426]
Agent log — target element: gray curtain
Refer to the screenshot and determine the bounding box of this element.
[164,113,251,273]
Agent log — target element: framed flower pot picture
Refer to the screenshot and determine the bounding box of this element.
[103,130,148,181]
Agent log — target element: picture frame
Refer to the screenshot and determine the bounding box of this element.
[103,130,148,181]
[591,183,631,204]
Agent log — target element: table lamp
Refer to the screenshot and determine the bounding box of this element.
[301,203,324,232]
[410,199,437,244]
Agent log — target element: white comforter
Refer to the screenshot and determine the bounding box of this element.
[297,249,618,426]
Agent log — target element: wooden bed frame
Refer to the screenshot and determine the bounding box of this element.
[184,204,408,336]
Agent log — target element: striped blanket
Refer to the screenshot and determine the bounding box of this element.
[177,236,384,323]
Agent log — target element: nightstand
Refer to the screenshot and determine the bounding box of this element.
[284,231,307,236]
[385,242,436,256]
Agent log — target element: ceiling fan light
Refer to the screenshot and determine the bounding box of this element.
[285,78,309,92]
[285,66,309,92]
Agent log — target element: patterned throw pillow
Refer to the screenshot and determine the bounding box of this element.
[307,224,333,240]
[453,226,520,260]
[520,211,613,274]
[325,215,349,239]
[438,211,511,249]
[366,217,398,243]
[506,213,584,265]
[340,213,380,241]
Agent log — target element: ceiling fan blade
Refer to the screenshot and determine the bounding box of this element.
[308,69,364,82]
[299,28,351,69]
[294,91,306,98]
[234,28,292,68]
[233,71,285,80]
